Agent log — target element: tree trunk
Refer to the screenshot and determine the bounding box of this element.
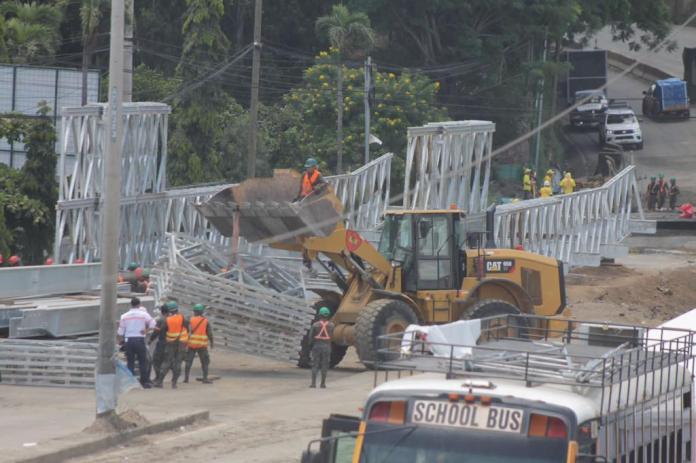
[336,62,344,173]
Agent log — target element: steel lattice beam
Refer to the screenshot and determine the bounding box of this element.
[403,121,494,213]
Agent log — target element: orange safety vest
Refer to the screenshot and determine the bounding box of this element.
[188,316,209,349]
[165,313,189,344]
[314,320,331,341]
[301,170,321,197]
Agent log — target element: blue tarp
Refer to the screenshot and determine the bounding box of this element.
[656,78,688,111]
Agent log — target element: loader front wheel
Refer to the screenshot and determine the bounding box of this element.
[355,299,419,368]
[469,299,527,341]
[297,300,348,369]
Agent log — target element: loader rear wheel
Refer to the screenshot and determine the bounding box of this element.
[297,300,348,369]
[469,299,528,341]
[355,299,419,368]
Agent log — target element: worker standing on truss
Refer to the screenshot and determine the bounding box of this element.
[184,304,214,384]
[295,158,327,201]
[153,302,189,389]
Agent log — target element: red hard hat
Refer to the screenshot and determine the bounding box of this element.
[514,244,524,251]
[74,258,85,264]
[0,254,3,264]
[134,267,144,280]
[45,258,54,265]
[8,255,20,265]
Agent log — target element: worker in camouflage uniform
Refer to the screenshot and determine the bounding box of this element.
[309,307,334,389]
[646,176,657,211]
[184,304,214,384]
[668,178,680,211]
[153,302,189,389]
[148,300,173,382]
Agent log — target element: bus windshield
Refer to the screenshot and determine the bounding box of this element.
[359,424,567,463]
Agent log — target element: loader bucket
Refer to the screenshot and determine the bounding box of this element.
[195,169,344,244]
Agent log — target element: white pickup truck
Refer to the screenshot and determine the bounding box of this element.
[598,106,643,150]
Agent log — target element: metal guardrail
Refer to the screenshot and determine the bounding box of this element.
[403,121,494,213]
[493,165,652,267]
[0,339,97,388]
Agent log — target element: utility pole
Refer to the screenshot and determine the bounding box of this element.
[533,32,548,175]
[363,56,371,165]
[96,0,125,418]
[247,0,263,179]
[123,0,134,102]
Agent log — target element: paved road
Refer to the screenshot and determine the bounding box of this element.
[563,69,696,200]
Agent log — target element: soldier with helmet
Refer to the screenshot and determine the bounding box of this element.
[153,301,189,389]
[148,300,173,382]
[184,303,214,384]
[308,307,335,389]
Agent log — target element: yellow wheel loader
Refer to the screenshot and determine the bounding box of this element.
[197,170,566,368]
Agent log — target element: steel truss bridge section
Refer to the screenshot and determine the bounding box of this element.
[403,121,494,213]
[327,152,392,231]
[493,165,654,267]
[55,102,394,267]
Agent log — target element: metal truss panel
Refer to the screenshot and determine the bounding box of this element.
[403,121,494,213]
[493,165,647,267]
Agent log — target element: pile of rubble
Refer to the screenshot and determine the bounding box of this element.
[151,234,316,363]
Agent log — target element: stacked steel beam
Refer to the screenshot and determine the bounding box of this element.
[151,234,315,363]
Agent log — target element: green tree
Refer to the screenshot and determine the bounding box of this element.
[132,64,180,101]
[168,0,235,185]
[269,52,446,186]
[0,1,63,64]
[315,4,374,173]
[79,0,108,105]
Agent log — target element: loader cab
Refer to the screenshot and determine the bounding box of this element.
[378,211,465,292]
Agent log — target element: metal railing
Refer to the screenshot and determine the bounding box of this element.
[403,121,494,213]
[493,165,651,267]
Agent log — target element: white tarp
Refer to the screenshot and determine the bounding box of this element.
[400,319,482,359]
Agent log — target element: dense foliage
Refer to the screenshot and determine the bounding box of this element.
[0,0,679,252]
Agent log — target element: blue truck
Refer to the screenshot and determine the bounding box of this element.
[642,78,690,119]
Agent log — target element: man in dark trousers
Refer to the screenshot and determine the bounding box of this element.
[184,304,214,384]
[669,178,680,211]
[657,173,668,211]
[646,176,657,211]
[117,297,155,388]
[148,300,172,382]
[309,307,334,389]
[153,302,189,389]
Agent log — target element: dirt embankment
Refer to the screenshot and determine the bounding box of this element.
[566,263,696,325]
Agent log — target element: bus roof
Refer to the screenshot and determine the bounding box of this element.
[369,373,599,423]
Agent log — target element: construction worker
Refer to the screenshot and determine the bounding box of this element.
[657,174,668,211]
[153,302,189,389]
[309,307,334,389]
[559,172,576,194]
[296,158,327,201]
[543,168,554,185]
[646,176,657,211]
[539,180,553,198]
[117,297,155,388]
[530,171,538,198]
[184,304,214,384]
[148,300,172,382]
[668,178,680,211]
[522,168,532,200]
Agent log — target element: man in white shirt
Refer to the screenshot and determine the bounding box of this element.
[117,297,155,388]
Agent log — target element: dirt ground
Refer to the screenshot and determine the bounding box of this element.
[566,253,696,325]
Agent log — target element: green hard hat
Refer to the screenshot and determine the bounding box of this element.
[670,177,676,182]
[166,301,178,311]
[658,173,664,178]
[650,176,656,181]
[127,262,139,270]
[193,303,205,313]
[318,307,331,318]
[142,268,151,278]
[304,158,318,168]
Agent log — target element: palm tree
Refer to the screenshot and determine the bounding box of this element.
[0,1,63,64]
[79,0,108,105]
[316,5,374,173]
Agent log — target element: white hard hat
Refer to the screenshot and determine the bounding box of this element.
[544,180,550,186]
